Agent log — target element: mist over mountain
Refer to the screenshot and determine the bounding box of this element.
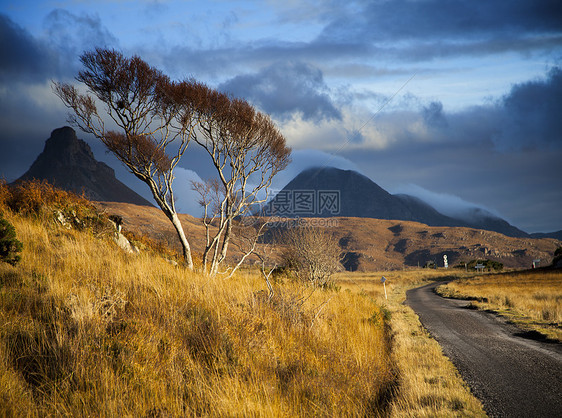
[14,127,153,207]
[263,167,529,238]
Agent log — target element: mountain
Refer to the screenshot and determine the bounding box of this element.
[394,194,465,227]
[530,230,562,240]
[15,127,153,206]
[263,167,528,237]
[456,207,528,238]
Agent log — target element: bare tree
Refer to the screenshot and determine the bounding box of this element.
[191,178,222,271]
[54,48,290,274]
[189,85,291,276]
[53,48,199,269]
[280,225,343,287]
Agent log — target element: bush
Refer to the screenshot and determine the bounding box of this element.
[0,216,23,266]
[7,180,89,216]
[4,180,109,235]
[279,225,342,288]
[462,259,503,271]
[423,261,436,269]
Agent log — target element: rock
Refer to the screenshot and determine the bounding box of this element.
[54,210,71,229]
[114,233,139,254]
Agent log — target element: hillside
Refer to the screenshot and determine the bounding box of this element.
[263,167,529,238]
[0,180,397,416]
[98,201,560,271]
[328,217,559,271]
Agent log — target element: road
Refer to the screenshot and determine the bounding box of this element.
[406,281,562,418]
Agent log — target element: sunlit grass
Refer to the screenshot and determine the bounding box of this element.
[335,270,486,417]
[0,207,394,416]
[437,270,562,342]
[0,180,488,416]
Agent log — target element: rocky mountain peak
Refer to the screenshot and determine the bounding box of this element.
[15,127,152,207]
[34,126,101,173]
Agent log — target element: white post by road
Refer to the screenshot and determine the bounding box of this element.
[381,276,387,300]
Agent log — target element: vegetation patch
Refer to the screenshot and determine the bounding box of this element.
[0,185,403,416]
[437,269,562,342]
[0,216,23,266]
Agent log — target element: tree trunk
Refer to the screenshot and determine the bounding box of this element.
[218,218,232,265]
[170,212,194,270]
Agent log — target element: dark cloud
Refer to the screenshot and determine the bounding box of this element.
[267,0,559,63]
[320,0,562,42]
[0,10,117,83]
[422,101,448,128]
[389,67,562,151]
[43,9,118,70]
[219,61,341,122]
[0,14,58,82]
[493,67,562,150]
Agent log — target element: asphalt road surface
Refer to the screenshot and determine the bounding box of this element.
[406,281,562,418]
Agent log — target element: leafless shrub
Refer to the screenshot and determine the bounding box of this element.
[280,225,343,288]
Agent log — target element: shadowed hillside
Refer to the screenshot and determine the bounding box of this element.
[264,167,529,238]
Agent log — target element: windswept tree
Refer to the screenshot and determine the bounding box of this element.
[53,48,199,269]
[191,84,291,276]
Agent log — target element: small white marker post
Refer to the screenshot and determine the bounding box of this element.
[381,276,387,300]
[443,254,448,269]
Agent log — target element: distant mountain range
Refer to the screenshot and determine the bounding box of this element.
[263,166,542,238]
[14,128,559,240]
[14,127,153,207]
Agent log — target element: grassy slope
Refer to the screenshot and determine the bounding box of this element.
[0,209,395,416]
[0,182,486,416]
[436,270,562,342]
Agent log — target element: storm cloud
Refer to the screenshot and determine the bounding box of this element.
[0,14,58,82]
[317,0,562,58]
[493,67,562,150]
[219,61,341,122]
[0,11,116,83]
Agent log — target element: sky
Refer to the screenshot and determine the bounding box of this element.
[1,0,561,233]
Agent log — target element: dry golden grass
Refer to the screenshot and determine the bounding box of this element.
[335,270,486,417]
[0,181,489,416]
[1,199,395,416]
[437,270,562,342]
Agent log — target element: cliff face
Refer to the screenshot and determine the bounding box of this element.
[16,127,153,207]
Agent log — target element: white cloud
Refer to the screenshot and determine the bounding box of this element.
[391,183,502,220]
[277,105,438,154]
